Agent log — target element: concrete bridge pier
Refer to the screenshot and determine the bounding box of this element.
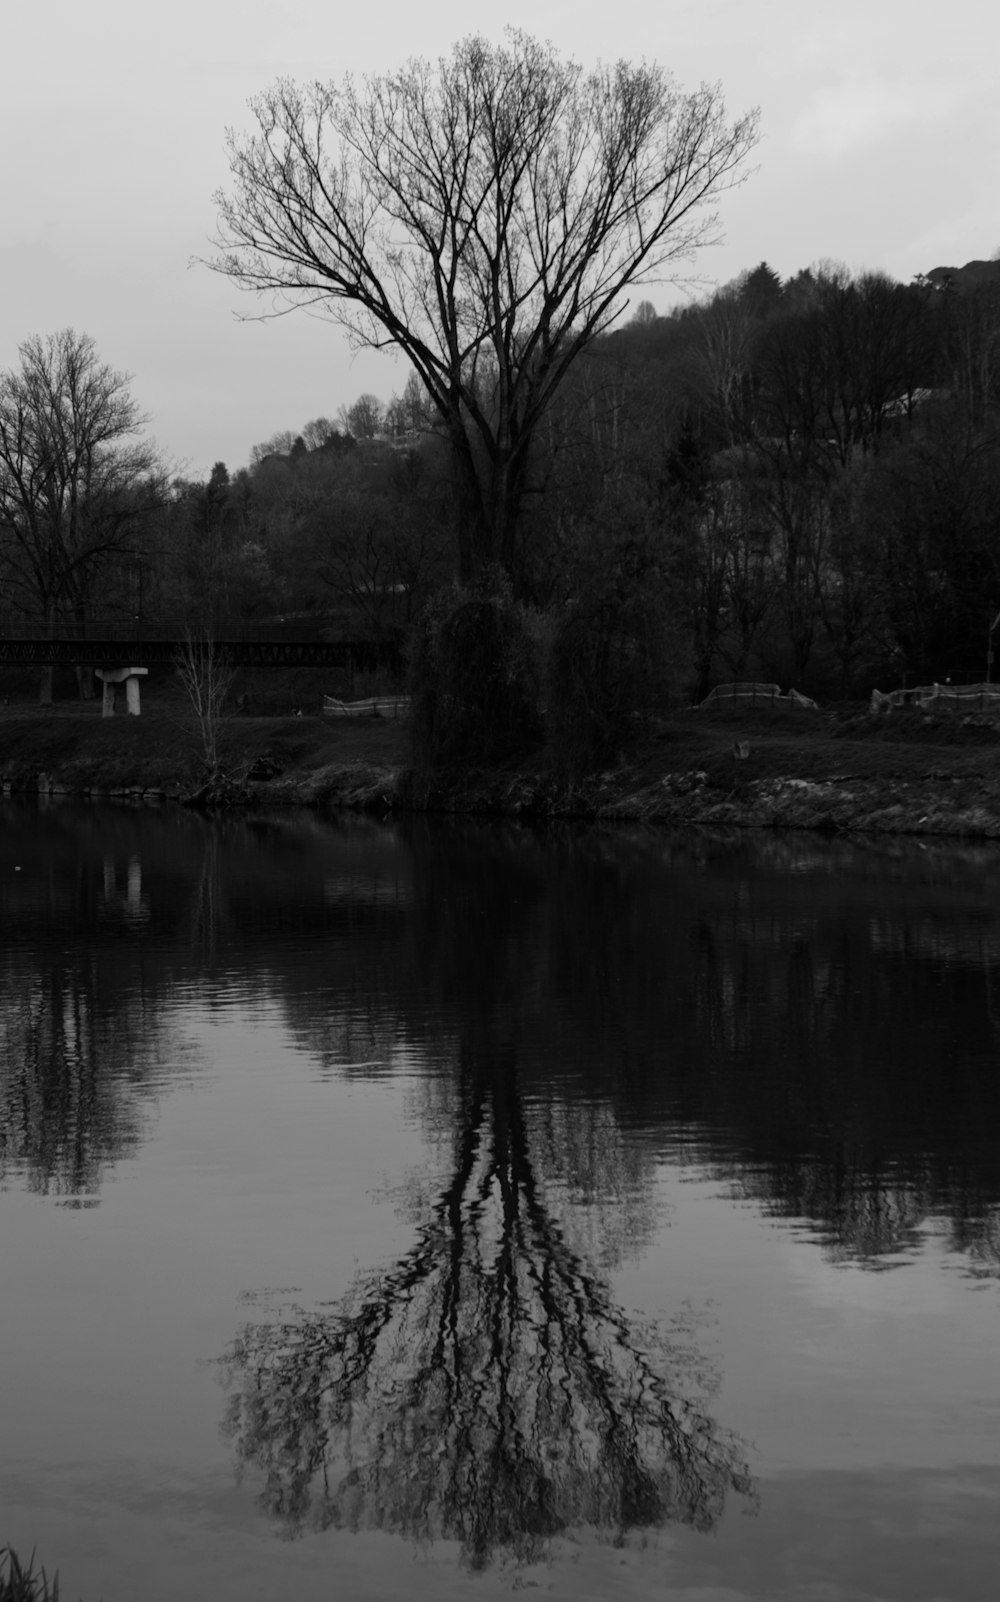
[96,665,149,716]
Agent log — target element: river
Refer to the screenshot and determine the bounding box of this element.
[2,803,1000,1601]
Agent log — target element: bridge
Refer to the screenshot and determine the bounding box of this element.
[0,620,404,715]
[0,637,397,669]
[0,622,402,672]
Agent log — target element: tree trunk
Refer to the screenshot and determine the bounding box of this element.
[448,425,528,587]
[40,605,55,706]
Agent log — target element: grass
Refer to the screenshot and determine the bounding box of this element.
[0,1547,79,1602]
[3,676,1000,805]
[0,691,407,796]
[633,703,1000,789]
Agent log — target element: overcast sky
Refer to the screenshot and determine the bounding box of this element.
[2,0,995,478]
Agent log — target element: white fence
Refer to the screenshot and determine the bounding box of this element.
[870,683,1000,714]
[698,683,819,710]
[323,694,411,719]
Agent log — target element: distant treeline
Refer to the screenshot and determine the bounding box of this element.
[154,257,1000,700]
[4,259,1000,715]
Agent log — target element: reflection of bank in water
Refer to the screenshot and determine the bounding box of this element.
[221,1050,756,1572]
[102,853,151,925]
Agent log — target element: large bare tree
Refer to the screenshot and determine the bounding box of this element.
[210,32,758,582]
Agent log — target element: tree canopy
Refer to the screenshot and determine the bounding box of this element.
[0,329,162,698]
[210,31,758,581]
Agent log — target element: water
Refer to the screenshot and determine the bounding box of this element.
[3,805,1000,1600]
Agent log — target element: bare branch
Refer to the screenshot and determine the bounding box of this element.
[208,31,758,579]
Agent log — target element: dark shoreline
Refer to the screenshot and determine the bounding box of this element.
[391,766,1000,838]
[7,753,1000,841]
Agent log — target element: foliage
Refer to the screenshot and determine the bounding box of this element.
[545,496,688,775]
[0,330,163,700]
[858,412,1000,679]
[0,1547,71,1602]
[651,259,1000,691]
[408,580,542,772]
[155,463,278,628]
[306,439,453,640]
[12,248,1000,738]
[0,332,161,621]
[157,422,455,644]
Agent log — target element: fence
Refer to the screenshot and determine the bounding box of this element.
[323,694,411,719]
[698,683,819,710]
[870,683,1000,714]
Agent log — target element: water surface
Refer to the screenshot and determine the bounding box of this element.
[3,805,1000,1600]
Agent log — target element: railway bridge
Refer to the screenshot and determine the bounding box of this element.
[0,623,402,714]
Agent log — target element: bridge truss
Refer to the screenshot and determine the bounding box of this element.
[0,638,401,670]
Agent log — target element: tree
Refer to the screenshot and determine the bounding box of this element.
[300,416,338,451]
[0,330,162,700]
[815,460,888,693]
[336,393,384,440]
[173,631,237,782]
[863,412,1000,679]
[210,31,758,584]
[737,260,783,319]
[941,273,1000,429]
[545,483,688,771]
[384,371,436,438]
[248,429,298,466]
[159,465,275,629]
[686,289,759,448]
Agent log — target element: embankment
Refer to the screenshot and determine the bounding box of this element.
[404,766,1000,837]
[4,702,1000,837]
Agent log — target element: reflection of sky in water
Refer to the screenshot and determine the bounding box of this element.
[620,1171,1000,1474]
[4,812,1000,1599]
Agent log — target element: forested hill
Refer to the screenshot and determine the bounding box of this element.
[90,251,1000,715]
[923,258,1000,292]
[3,251,1000,744]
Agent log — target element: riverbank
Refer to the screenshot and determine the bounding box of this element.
[0,704,401,808]
[402,703,1000,836]
[4,699,1000,836]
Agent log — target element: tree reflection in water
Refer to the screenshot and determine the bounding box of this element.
[221,1046,755,1569]
[0,962,156,1199]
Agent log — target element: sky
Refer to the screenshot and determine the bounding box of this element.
[1,0,996,478]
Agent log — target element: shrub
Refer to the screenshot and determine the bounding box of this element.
[408,579,542,774]
[543,512,688,777]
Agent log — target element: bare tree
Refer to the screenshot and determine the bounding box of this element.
[209,31,758,584]
[384,370,437,438]
[336,393,384,440]
[299,416,337,451]
[687,290,760,447]
[317,503,449,640]
[248,429,298,466]
[0,330,162,701]
[173,633,236,778]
